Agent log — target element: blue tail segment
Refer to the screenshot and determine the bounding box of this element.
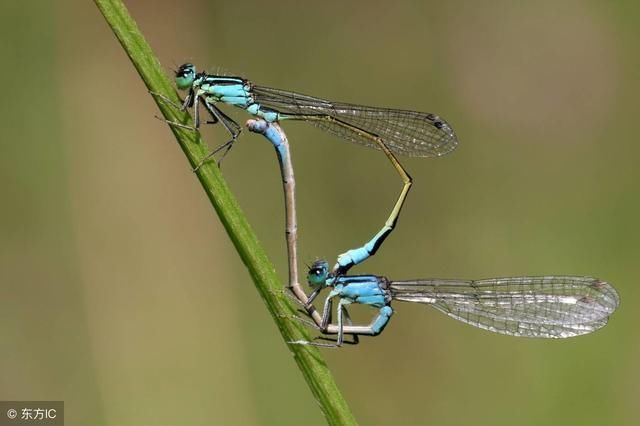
[246,119,288,162]
[371,306,394,335]
[334,227,392,272]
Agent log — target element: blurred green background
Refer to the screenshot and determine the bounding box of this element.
[1,1,638,425]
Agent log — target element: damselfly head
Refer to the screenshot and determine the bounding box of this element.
[175,63,197,90]
[307,260,330,287]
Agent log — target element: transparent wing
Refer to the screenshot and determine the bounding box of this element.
[252,85,458,158]
[390,276,619,338]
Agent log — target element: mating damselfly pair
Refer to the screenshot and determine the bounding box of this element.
[157,63,619,347]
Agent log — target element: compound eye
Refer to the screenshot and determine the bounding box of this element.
[175,64,196,90]
[310,268,323,277]
[176,64,192,77]
[307,260,330,286]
